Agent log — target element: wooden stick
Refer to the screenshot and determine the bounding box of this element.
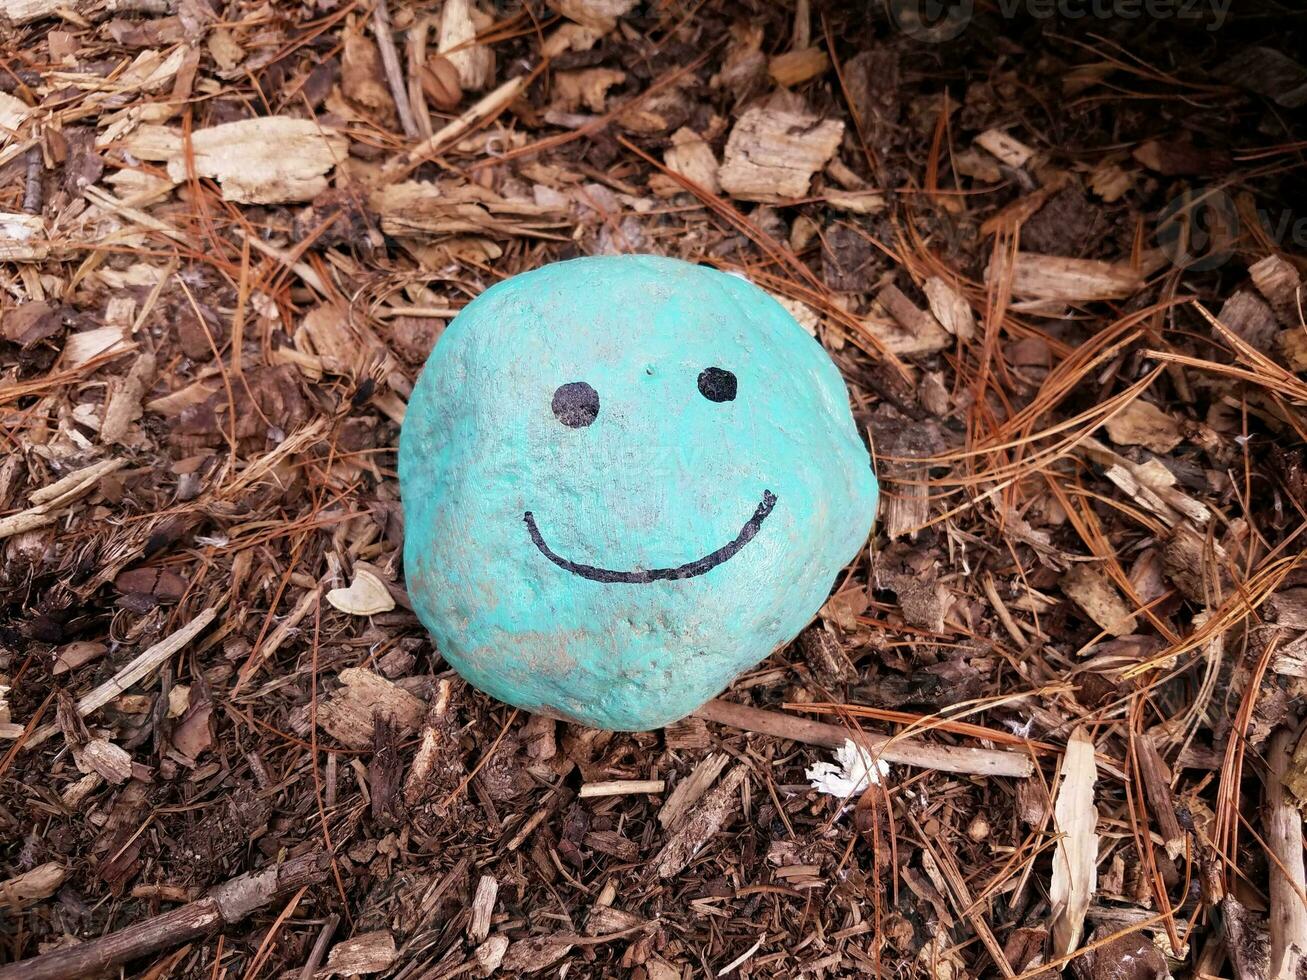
[0,853,329,980]
[694,699,1033,778]
[381,72,528,181]
[371,0,419,139]
[1268,728,1307,980]
[578,779,665,798]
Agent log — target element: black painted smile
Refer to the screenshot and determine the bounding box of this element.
[524,491,777,584]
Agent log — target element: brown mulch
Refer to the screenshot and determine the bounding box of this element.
[2,1,1307,978]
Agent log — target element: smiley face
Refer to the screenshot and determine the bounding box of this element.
[400,255,877,730]
[524,367,774,583]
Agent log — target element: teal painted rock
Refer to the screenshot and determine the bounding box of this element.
[399,255,877,731]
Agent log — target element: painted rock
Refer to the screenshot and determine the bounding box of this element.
[399,255,877,730]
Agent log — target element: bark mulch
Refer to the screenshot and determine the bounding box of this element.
[2,0,1307,977]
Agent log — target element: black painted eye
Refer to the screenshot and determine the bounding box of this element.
[552,381,599,427]
[697,367,736,403]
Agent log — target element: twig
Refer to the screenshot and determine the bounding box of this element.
[694,699,1033,778]
[298,914,340,980]
[578,780,665,798]
[0,853,329,980]
[382,71,531,181]
[21,146,41,214]
[1267,727,1307,979]
[371,0,419,139]
[913,814,1017,979]
[24,607,217,749]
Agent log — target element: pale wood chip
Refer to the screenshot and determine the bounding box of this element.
[438,0,494,90]
[822,188,885,214]
[62,325,129,368]
[319,930,396,977]
[975,128,1035,168]
[141,118,347,204]
[547,0,638,32]
[500,936,574,974]
[990,252,1144,302]
[326,567,396,616]
[553,68,625,113]
[1060,564,1138,637]
[318,668,426,749]
[923,276,976,340]
[0,92,31,142]
[871,283,950,355]
[73,738,133,784]
[468,875,497,942]
[658,752,730,829]
[1049,727,1099,957]
[0,863,66,911]
[718,107,844,202]
[1249,254,1303,325]
[474,935,509,974]
[100,352,156,445]
[663,126,719,194]
[1102,399,1182,454]
[0,212,47,261]
[584,904,645,935]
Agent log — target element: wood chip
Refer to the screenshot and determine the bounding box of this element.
[1049,727,1098,957]
[1249,254,1302,325]
[317,668,426,750]
[74,738,134,784]
[768,47,829,87]
[975,128,1035,168]
[650,763,747,878]
[1134,734,1184,859]
[468,875,497,943]
[438,0,494,90]
[0,863,66,911]
[718,106,844,202]
[0,92,32,143]
[319,929,397,977]
[326,567,396,616]
[475,935,509,974]
[501,935,575,974]
[869,283,950,355]
[547,0,638,32]
[1061,564,1138,637]
[923,276,976,340]
[1102,399,1183,454]
[62,324,130,368]
[125,118,347,204]
[990,253,1144,302]
[100,352,155,445]
[822,188,885,214]
[659,752,731,828]
[553,68,625,113]
[0,212,48,261]
[663,126,719,193]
